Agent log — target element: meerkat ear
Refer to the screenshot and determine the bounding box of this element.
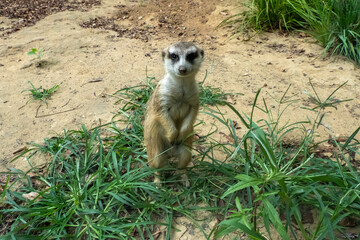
[162,48,168,61]
[199,48,204,58]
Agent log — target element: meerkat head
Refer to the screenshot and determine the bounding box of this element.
[162,42,204,78]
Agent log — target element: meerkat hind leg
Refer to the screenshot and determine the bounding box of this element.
[150,153,168,185]
[175,141,192,187]
[147,137,170,185]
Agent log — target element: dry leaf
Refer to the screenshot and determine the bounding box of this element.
[220,131,235,144]
[22,192,39,201]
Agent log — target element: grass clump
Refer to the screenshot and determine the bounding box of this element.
[22,81,60,106]
[220,0,360,65]
[212,83,360,239]
[219,0,303,32]
[2,126,165,239]
[291,0,360,64]
[199,70,236,106]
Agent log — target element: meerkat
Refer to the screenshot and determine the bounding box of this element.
[144,42,204,185]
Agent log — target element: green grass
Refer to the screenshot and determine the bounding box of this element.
[290,0,360,64]
[22,81,60,106]
[218,0,304,34]
[220,0,360,65]
[1,74,359,239]
[198,70,236,106]
[212,83,360,239]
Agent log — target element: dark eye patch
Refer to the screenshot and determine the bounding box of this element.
[169,53,179,62]
[186,52,198,62]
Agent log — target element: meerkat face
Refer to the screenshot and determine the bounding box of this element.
[162,42,204,77]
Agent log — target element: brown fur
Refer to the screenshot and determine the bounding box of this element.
[144,42,203,185]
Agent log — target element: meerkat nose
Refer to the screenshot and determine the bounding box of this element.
[178,66,187,74]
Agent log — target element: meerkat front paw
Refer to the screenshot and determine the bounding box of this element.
[176,131,185,144]
[177,127,191,143]
[167,128,178,144]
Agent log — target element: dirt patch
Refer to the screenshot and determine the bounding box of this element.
[80,0,218,42]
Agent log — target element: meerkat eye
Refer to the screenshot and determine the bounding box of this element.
[186,52,198,62]
[169,53,179,61]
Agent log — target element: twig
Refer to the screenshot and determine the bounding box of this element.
[35,105,42,116]
[61,99,71,108]
[18,104,26,110]
[80,78,103,87]
[319,122,334,134]
[252,188,264,231]
[12,147,28,155]
[35,104,82,118]
[179,228,188,239]
[105,93,140,107]
[151,230,162,239]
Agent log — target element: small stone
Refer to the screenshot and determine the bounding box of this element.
[220,10,228,16]
[20,61,33,69]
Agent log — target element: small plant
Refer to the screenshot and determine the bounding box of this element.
[28,48,43,61]
[302,79,352,128]
[27,48,45,67]
[114,70,236,109]
[27,48,43,60]
[199,70,239,106]
[23,81,60,106]
[199,84,229,106]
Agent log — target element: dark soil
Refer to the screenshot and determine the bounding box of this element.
[0,0,100,36]
[80,0,219,43]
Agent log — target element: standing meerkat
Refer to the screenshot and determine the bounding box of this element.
[144,42,204,185]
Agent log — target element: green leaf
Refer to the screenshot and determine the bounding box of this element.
[216,219,267,240]
[263,198,290,240]
[222,174,262,198]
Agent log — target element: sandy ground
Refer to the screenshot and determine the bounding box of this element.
[0,0,359,237]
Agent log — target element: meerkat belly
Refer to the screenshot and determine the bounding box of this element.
[168,101,191,123]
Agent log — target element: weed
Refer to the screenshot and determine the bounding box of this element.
[27,48,43,60]
[302,79,352,129]
[198,70,235,106]
[27,48,46,67]
[22,81,60,106]
[213,83,359,239]
[114,71,233,108]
